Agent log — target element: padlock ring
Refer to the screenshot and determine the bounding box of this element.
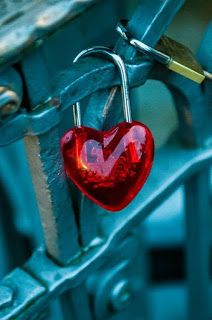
[72,46,132,127]
[116,20,171,65]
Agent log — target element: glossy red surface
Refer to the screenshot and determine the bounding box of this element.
[61,121,154,211]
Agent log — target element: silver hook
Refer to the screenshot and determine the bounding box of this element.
[116,20,171,65]
[72,46,132,127]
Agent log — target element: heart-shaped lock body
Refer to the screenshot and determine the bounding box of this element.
[61,121,154,211]
[61,46,154,211]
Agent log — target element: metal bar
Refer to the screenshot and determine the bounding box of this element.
[60,285,92,320]
[0,59,152,147]
[20,48,53,108]
[134,227,150,320]
[24,126,80,264]
[185,169,211,320]
[0,268,46,320]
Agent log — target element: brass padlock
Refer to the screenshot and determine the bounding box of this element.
[117,21,209,84]
[156,36,205,83]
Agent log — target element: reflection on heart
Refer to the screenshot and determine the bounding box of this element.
[61,121,154,211]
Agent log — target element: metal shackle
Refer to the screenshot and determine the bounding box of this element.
[72,46,132,127]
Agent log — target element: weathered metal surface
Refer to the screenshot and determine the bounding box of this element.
[0,268,45,320]
[0,0,100,65]
[24,130,80,264]
[19,0,124,109]
[0,0,211,319]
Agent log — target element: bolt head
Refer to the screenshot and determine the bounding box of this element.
[0,87,20,117]
[1,103,19,116]
[110,280,132,311]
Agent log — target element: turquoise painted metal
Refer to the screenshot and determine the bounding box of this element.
[0,0,211,319]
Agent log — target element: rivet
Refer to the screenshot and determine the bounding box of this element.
[49,97,61,108]
[110,279,132,311]
[0,87,20,116]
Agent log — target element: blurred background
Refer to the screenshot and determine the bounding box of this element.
[0,0,211,319]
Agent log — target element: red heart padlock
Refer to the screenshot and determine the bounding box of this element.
[61,46,154,211]
[61,121,154,211]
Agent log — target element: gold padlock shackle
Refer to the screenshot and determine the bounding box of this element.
[72,46,132,127]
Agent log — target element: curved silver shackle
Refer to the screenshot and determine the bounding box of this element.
[116,20,171,65]
[72,46,132,127]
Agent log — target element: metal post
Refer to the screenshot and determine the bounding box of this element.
[60,285,92,320]
[24,126,80,264]
[185,169,211,320]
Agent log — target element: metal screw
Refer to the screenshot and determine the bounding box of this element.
[0,285,14,310]
[110,279,132,311]
[0,86,20,117]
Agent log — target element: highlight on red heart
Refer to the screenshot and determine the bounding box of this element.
[61,121,154,211]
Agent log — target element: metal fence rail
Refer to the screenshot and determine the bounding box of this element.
[0,0,211,319]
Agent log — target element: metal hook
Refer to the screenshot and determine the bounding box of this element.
[72,46,132,127]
